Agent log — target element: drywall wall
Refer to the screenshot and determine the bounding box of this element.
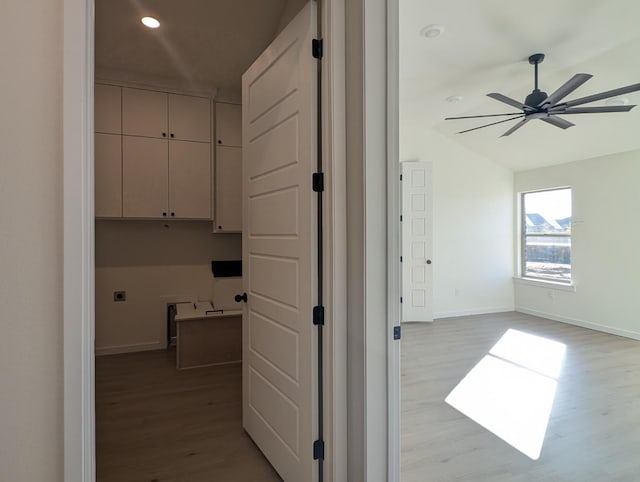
[95,221,241,354]
[514,150,640,339]
[0,1,63,480]
[400,126,515,318]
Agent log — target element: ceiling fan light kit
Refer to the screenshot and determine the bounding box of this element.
[445,53,640,136]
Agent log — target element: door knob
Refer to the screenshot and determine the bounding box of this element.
[234,292,248,303]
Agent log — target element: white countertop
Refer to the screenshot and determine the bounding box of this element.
[175,301,242,322]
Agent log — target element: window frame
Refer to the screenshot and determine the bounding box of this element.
[520,187,572,284]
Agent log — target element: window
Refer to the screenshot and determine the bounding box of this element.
[521,188,572,283]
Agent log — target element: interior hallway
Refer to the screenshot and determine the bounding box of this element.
[96,351,281,482]
[401,311,640,482]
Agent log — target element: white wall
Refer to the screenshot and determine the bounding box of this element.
[400,126,515,318]
[95,221,241,353]
[514,150,640,339]
[0,1,63,480]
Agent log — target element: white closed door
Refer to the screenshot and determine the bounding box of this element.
[402,161,434,322]
[169,140,211,219]
[241,3,317,481]
[215,145,242,232]
[168,94,211,142]
[122,88,168,139]
[122,136,169,218]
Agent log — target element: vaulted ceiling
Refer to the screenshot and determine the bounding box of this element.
[400,0,640,170]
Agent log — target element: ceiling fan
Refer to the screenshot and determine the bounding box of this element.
[445,53,640,137]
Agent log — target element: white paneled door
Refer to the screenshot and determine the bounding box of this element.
[241,3,317,482]
[401,161,434,322]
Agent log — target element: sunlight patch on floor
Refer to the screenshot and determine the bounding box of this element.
[445,329,566,459]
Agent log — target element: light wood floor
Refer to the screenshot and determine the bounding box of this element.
[402,311,640,482]
[96,350,282,482]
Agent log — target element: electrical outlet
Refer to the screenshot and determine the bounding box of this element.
[113,291,127,302]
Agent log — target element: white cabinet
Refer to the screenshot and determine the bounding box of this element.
[95,84,213,220]
[122,88,211,142]
[169,94,211,143]
[122,137,169,218]
[169,141,211,219]
[215,103,241,147]
[122,137,211,219]
[95,84,122,134]
[214,102,242,232]
[95,133,122,217]
[122,88,168,139]
[214,146,242,231]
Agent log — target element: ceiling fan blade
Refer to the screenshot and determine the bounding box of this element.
[561,83,640,107]
[487,93,532,111]
[445,112,523,120]
[540,115,575,129]
[550,105,635,114]
[456,115,524,134]
[540,73,592,108]
[500,118,530,137]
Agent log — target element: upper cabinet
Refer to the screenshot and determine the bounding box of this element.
[215,103,241,147]
[122,88,168,138]
[214,102,242,232]
[95,84,122,134]
[122,88,211,142]
[169,94,211,143]
[95,83,213,220]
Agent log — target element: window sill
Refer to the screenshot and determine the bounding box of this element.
[513,277,576,292]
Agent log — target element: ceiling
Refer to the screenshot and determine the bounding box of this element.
[400,0,640,171]
[95,0,302,92]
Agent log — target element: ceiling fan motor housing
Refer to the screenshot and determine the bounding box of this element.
[525,89,548,109]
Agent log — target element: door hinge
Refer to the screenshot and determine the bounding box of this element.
[393,325,402,340]
[400,215,403,222]
[400,174,403,181]
[400,296,403,303]
[313,172,325,192]
[312,38,323,59]
[313,439,325,460]
[313,305,325,326]
[400,256,403,262]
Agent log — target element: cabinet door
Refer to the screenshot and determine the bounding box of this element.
[168,94,211,143]
[122,136,169,218]
[215,146,242,231]
[95,133,122,217]
[122,88,168,139]
[215,102,241,147]
[169,141,211,219]
[95,84,121,134]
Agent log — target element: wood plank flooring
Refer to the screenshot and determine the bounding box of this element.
[402,311,640,482]
[96,350,282,482]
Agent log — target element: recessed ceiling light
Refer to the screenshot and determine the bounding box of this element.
[141,16,160,29]
[420,24,445,39]
[605,97,629,106]
[446,95,463,103]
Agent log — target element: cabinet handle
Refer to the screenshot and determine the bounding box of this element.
[170,133,175,138]
[163,212,167,217]
[218,225,222,230]
[162,132,167,137]
[217,140,222,144]
[171,212,175,217]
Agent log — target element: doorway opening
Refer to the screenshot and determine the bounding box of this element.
[93,1,309,480]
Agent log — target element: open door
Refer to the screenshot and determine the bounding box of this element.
[241,3,318,481]
[401,161,434,322]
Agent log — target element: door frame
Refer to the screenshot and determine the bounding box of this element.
[62,0,349,480]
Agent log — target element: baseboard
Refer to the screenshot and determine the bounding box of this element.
[434,306,515,320]
[515,307,640,341]
[96,341,165,356]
